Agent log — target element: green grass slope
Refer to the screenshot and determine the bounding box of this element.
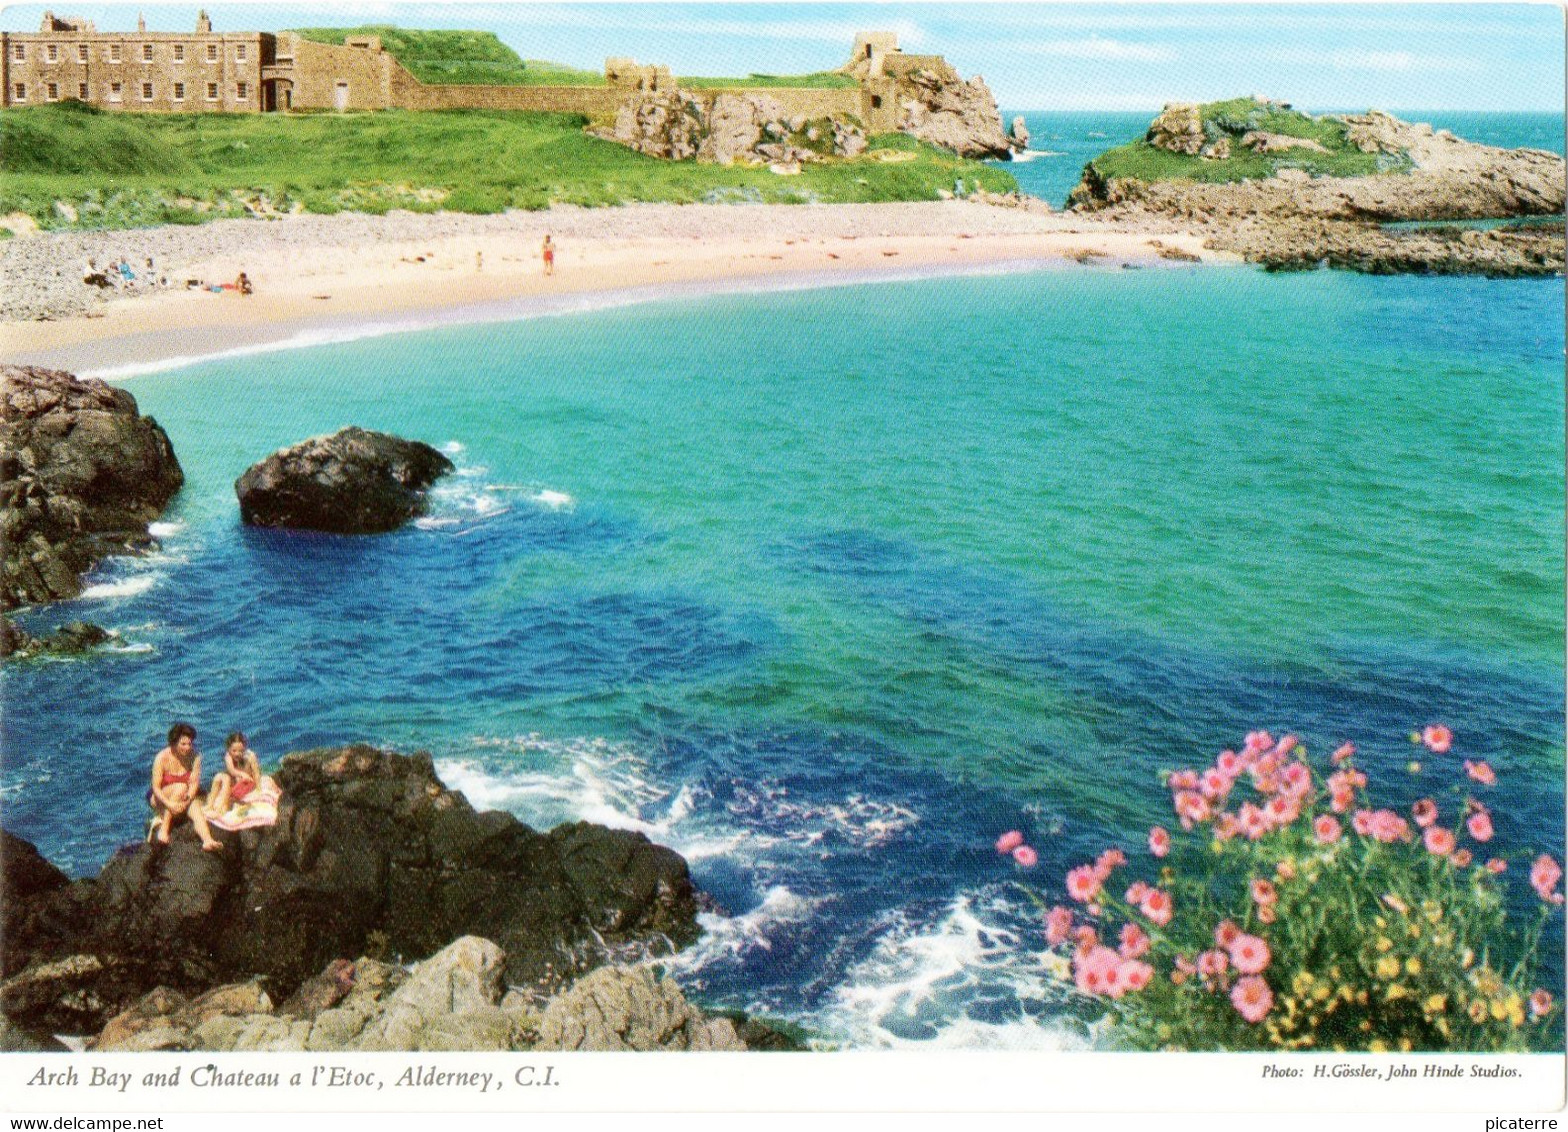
[0,104,1018,230]
[1088,97,1413,185]
[291,26,604,86]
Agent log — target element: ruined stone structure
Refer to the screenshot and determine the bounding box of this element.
[1,15,990,150]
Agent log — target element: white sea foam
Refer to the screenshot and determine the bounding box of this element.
[727,781,919,848]
[531,489,574,510]
[440,441,466,455]
[147,521,185,538]
[662,885,822,973]
[78,575,157,600]
[1009,149,1066,162]
[808,890,1091,1050]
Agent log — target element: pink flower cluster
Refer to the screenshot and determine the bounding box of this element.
[1531,854,1563,904]
[1166,730,1321,842]
[995,829,1038,868]
[1171,919,1275,1021]
[1046,902,1156,1000]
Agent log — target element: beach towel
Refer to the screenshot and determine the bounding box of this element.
[208,780,282,832]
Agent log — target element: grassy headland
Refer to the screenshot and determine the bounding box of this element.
[291,26,606,86]
[1,102,1018,231]
[1089,97,1414,185]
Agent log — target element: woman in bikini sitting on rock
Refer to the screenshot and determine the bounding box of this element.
[149,721,222,851]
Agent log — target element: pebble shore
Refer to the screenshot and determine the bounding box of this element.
[0,201,1075,323]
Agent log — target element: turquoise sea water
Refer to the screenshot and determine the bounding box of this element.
[4,228,1564,1047]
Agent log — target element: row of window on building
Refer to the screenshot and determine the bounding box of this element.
[12,79,249,102]
[11,41,250,63]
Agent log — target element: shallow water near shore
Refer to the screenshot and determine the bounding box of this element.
[4,263,1563,1048]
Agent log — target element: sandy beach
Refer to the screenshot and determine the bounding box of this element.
[0,201,1231,376]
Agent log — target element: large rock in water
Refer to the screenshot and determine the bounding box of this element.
[234,427,453,533]
[0,746,701,1033]
[0,365,183,609]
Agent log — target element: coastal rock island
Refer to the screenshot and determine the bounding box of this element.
[1069,99,1566,276]
[0,745,702,1040]
[0,364,183,609]
[235,426,454,533]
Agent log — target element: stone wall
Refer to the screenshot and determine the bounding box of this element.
[277,34,392,111]
[388,72,619,117]
[713,85,862,123]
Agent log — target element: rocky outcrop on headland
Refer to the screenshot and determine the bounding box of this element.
[1069,104,1566,276]
[0,746,700,1035]
[597,88,866,166]
[1,365,183,610]
[892,67,1015,160]
[234,427,453,533]
[85,937,765,1052]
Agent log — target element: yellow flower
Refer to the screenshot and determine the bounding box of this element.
[1469,1000,1489,1023]
[1399,1038,1413,1052]
[1424,994,1447,1014]
[1490,999,1508,1021]
[1386,984,1409,1002]
[1376,955,1401,979]
[1359,1020,1373,1032]
[1375,937,1394,952]
[1436,1018,1451,1039]
[1293,971,1314,995]
[1405,957,1423,976]
[1461,948,1475,969]
[1338,985,1355,1002]
[1422,901,1443,924]
[1369,1039,1389,1052]
[1313,983,1331,1003]
[1407,924,1422,940]
[1356,990,1370,1005]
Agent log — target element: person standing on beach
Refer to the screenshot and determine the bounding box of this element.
[542,234,556,277]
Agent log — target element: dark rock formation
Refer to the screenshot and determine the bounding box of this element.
[1009,116,1029,150]
[1,365,183,610]
[1,618,115,658]
[234,427,453,534]
[0,746,700,1034]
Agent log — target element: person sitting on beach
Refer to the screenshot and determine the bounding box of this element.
[149,721,222,850]
[116,259,137,287]
[541,235,555,277]
[235,271,253,295]
[206,731,271,816]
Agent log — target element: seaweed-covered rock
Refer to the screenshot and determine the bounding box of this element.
[1,365,182,609]
[234,427,453,534]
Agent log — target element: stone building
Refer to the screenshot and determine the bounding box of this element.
[2,11,268,113]
[0,15,958,140]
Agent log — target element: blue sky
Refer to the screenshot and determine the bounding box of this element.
[4,3,1563,111]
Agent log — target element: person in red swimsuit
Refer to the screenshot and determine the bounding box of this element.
[149,722,222,850]
[207,731,265,817]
